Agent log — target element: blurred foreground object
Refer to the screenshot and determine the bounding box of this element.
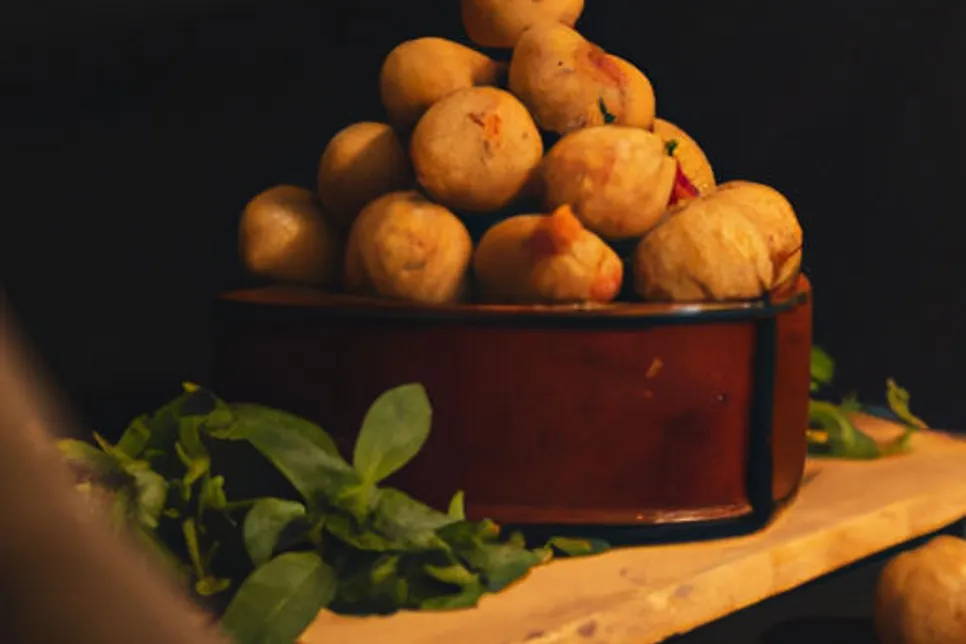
[0,302,230,644]
[874,535,966,644]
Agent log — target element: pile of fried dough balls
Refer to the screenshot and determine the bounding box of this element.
[239,0,803,306]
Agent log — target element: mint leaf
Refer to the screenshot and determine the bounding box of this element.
[353,384,432,485]
[58,439,119,477]
[460,542,549,592]
[210,404,343,462]
[419,583,485,611]
[369,488,455,550]
[244,499,308,567]
[447,491,466,521]
[215,404,360,509]
[545,536,610,557]
[810,346,835,392]
[126,461,167,529]
[598,97,616,124]
[325,488,454,553]
[886,378,928,429]
[808,400,880,459]
[221,551,336,644]
[199,475,228,512]
[115,417,151,459]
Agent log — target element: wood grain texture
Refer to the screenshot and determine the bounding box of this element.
[301,417,966,644]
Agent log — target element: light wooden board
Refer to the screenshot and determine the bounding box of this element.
[301,417,966,644]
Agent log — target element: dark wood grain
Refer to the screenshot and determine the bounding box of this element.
[212,276,812,527]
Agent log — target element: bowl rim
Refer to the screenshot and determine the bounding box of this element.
[218,275,811,324]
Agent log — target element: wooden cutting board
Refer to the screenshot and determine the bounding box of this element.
[300,416,966,644]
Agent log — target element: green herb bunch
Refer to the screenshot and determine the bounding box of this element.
[59,383,607,644]
[807,347,928,459]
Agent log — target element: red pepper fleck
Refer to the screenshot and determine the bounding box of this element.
[668,161,699,206]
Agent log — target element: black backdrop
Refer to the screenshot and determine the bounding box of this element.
[3,0,965,432]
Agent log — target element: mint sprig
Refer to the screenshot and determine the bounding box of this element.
[807,347,926,459]
[58,383,610,644]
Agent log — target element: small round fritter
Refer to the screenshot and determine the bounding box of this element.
[508,23,655,135]
[633,194,774,302]
[541,125,678,240]
[713,180,803,287]
[410,87,543,213]
[343,191,473,304]
[473,204,623,303]
[317,121,413,228]
[461,0,585,49]
[379,37,505,132]
[875,535,966,644]
[652,118,716,195]
[239,185,342,287]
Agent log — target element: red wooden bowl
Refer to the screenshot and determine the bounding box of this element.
[212,275,812,542]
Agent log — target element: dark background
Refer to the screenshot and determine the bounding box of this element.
[2,0,964,431]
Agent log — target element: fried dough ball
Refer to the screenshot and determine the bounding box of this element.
[541,125,677,240]
[714,180,803,287]
[317,122,413,228]
[508,23,655,135]
[410,87,543,213]
[343,191,473,304]
[461,0,585,49]
[379,37,505,132]
[652,118,716,195]
[633,194,773,301]
[473,204,623,303]
[239,185,341,287]
[874,535,966,644]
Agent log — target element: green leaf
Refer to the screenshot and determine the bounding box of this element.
[58,439,119,476]
[545,536,610,557]
[460,542,549,592]
[115,417,152,459]
[182,518,207,581]
[598,97,616,124]
[215,404,360,509]
[369,488,455,550]
[176,417,211,491]
[810,346,835,391]
[124,461,167,529]
[447,491,466,521]
[420,583,485,611]
[879,428,917,457]
[808,400,880,459]
[93,432,134,465]
[244,499,308,567]
[210,404,343,461]
[371,554,401,584]
[199,475,229,512]
[886,378,928,429]
[325,513,402,552]
[221,551,336,644]
[424,562,478,587]
[435,519,548,592]
[196,576,232,597]
[437,519,501,549]
[353,384,432,485]
[324,488,455,553]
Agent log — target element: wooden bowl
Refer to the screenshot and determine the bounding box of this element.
[212,275,812,543]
